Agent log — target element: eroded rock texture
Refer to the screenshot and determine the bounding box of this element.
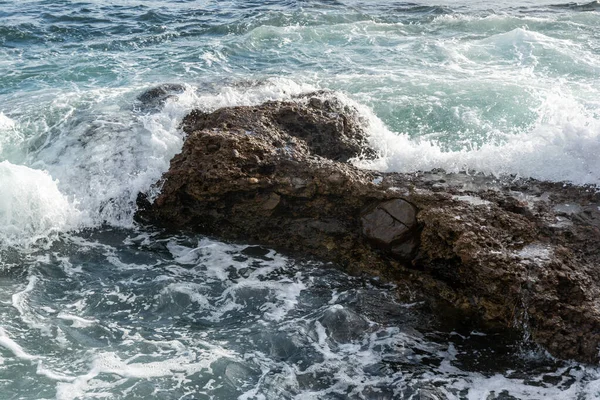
[137,91,600,363]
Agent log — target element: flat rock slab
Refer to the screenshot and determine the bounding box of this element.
[361,199,418,258]
[137,90,600,364]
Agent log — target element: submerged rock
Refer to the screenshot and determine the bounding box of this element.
[136,83,186,111]
[137,91,600,364]
[320,305,370,343]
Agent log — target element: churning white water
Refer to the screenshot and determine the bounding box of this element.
[2,0,600,398]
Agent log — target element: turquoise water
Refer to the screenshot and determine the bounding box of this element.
[2,1,600,398]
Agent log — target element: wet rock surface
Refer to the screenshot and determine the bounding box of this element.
[137,91,600,364]
[136,83,186,111]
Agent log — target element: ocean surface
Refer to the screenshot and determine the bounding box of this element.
[1,0,600,398]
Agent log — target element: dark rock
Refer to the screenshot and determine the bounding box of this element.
[180,91,375,162]
[137,91,600,364]
[361,199,418,258]
[139,92,386,275]
[136,83,186,112]
[551,0,600,11]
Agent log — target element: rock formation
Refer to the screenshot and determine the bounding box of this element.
[137,91,600,363]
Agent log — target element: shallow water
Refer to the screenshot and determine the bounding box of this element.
[2,0,600,398]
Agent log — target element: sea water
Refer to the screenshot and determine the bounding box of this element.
[1,0,600,398]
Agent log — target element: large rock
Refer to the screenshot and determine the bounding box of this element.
[137,91,600,363]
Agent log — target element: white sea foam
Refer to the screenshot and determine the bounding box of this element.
[160,282,212,309]
[56,313,97,329]
[11,275,55,335]
[29,87,190,228]
[0,112,15,130]
[353,87,600,186]
[54,349,229,400]
[0,327,38,361]
[193,77,316,112]
[36,363,77,383]
[0,161,79,249]
[516,243,553,263]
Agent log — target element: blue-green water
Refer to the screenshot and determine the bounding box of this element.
[2,1,600,398]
